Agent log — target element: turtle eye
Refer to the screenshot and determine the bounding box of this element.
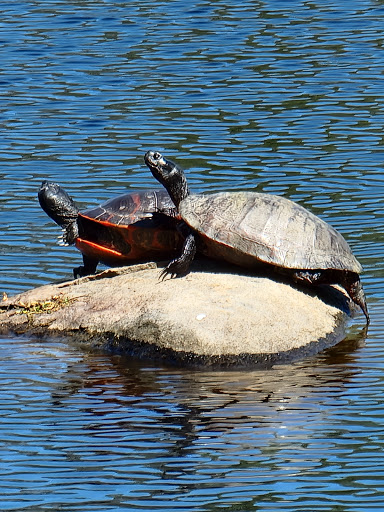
[153,151,162,160]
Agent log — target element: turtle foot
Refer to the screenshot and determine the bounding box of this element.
[159,233,196,281]
[73,266,89,279]
[159,259,189,281]
[345,278,370,325]
[73,256,98,279]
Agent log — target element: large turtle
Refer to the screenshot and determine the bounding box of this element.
[38,181,182,278]
[144,150,369,324]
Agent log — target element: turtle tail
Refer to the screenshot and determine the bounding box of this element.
[38,181,79,245]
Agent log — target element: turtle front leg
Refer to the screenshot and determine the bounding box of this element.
[160,233,197,280]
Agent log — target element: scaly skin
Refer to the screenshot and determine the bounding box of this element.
[144,151,197,279]
[38,181,79,245]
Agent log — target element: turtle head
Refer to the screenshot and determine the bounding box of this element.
[144,151,189,208]
[38,181,79,243]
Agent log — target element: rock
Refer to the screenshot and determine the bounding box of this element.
[0,262,356,367]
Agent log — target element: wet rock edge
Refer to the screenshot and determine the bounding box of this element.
[0,262,357,369]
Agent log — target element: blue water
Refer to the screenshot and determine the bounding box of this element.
[1,0,384,510]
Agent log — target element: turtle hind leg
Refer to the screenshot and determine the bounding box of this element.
[293,269,370,325]
[342,276,370,325]
[74,255,98,279]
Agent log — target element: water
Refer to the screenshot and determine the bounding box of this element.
[1,0,384,510]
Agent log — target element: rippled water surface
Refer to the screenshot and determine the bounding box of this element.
[1,0,384,510]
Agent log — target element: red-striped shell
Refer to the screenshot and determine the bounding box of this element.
[76,190,182,266]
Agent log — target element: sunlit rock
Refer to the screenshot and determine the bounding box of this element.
[0,262,358,367]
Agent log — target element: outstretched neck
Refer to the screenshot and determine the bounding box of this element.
[166,170,189,208]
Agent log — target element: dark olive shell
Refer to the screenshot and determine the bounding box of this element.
[179,191,362,274]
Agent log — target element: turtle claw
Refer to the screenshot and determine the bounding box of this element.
[158,233,196,281]
[159,256,191,281]
[57,234,69,247]
[159,265,178,281]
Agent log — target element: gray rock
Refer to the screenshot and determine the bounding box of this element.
[0,262,356,367]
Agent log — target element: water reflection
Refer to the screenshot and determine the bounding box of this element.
[1,329,381,510]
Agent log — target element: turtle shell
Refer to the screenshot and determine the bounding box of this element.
[75,190,182,266]
[179,191,362,274]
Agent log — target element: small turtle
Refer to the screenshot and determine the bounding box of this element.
[38,181,182,278]
[144,151,369,324]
